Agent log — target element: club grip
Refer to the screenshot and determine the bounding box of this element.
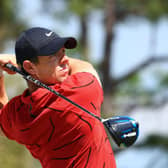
[5,63,17,71]
[5,63,13,69]
[5,63,25,76]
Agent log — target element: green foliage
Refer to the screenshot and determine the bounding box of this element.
[67,0,103,16]
[0,136,41,168]
[117,0,143,12]
[153,70,168,89]
[117,74,141,95]
[41,0,103,19]
[0,136,25,168]
[144,134,168,150]
[0,0,15,22]
[159,75,168,88]
[0,0,26,51]
[118,0,168,22]
[144,0,168,21]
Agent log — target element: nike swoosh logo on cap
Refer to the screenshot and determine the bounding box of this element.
[45,31,53,37]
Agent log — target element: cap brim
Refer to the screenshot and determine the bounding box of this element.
[63,37,77,49]
[38,37,77,56]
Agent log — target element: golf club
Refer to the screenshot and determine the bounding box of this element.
[5,63,139,148]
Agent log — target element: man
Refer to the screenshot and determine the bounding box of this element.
[0,27,116,168]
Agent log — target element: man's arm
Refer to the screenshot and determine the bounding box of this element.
[68,57,102,86]
[0,54,17,74]
[0,54,17,108]
[0,75,8,108]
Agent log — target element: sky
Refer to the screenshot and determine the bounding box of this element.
[116,147,168,168]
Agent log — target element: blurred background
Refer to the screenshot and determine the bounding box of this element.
[0,0,168,167]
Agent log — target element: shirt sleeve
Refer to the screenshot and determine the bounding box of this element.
[0,97,17,140]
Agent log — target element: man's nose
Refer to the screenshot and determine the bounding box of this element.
[61,55,69,64]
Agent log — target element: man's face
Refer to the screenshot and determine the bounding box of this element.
[33,48,70,84]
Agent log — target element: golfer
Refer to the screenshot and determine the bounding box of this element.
[0,27,116,168]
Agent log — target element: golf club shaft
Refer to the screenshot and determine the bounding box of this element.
[5,63,102,122]
[4,63,140,148]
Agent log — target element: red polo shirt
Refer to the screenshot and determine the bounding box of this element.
[0,72,116,168]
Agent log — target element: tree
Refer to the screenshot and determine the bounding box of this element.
[101,0,168,114]
[0,0,26,51]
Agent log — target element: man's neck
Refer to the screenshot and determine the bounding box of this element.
[27,81,39,94]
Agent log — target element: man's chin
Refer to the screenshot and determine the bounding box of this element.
[45,75,69,85]
[59,75,69,83]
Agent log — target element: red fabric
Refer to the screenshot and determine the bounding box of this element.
[0,72,116,168]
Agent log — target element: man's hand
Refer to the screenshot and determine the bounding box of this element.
[0,54,17,75]
[0,54,17,108]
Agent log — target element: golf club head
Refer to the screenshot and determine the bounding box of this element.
[103,116,139,148]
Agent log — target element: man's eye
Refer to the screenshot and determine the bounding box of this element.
[49,55,55,58]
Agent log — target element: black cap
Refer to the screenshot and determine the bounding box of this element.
[15,27,77,64]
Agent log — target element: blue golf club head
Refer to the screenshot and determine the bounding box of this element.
[103,116,139,147]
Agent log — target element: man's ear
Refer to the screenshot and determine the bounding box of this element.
[22,60,37,75]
